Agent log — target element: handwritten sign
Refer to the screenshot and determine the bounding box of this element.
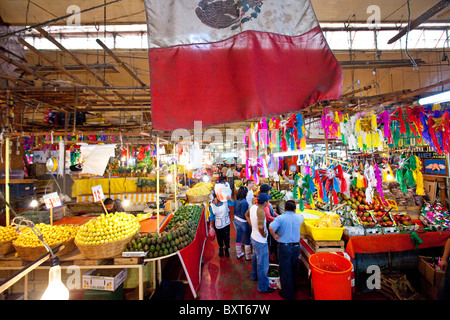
[43,192,61,209]
[92,185,105,202]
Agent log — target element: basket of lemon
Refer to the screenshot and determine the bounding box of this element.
[0,226,18,256]
[12,224,78,261]
[75,212,140,260]
[186,182,213,203]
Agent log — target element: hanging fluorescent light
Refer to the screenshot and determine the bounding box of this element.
[418,90,450,105]
[41,260,69,300]
[122,197,130,207]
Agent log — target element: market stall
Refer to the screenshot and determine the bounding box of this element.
[0,203,206,300]
[235,105,450,299]
[344,230,450,259]
[0,130,213,300]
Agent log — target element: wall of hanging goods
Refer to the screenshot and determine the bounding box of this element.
[237,103,450,245]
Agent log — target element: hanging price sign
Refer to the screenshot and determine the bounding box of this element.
[43,192,62,209]
[92,185,105,202]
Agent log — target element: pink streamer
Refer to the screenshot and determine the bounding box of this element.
[377,110,391,142]
[374,163,384,200]
[246,158,252,180]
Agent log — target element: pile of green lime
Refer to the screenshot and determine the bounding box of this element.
[125,204,203,259]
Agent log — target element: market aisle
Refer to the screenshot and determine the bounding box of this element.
[196,220,313,300]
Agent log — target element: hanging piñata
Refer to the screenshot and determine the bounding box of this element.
[314,164,347,205]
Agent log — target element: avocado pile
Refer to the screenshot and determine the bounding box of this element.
[270,189,284,200]
[125,204,203,259]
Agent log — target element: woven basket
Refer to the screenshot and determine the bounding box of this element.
[0,240,15,256]
[75,233,135,260]
[187,194,210,203]
[13,237,76,261]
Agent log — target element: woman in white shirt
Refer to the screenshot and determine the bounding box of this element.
[209,193,234,257]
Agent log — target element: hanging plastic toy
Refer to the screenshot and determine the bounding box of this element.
[395,154,425,195]
[315,164,347,205]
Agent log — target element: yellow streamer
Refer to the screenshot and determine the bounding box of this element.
[413,155,425,195]
[358,135,364,149]
[356,173,365,189]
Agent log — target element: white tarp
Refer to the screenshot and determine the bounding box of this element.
[189,143,203,170]
[80,144,116,176]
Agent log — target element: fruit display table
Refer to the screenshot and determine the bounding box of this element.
[53,214,171,235]
[76,192,170,204]
[144,204,208,299]
[0,251,148,300]
[344,230,450,259]
[0,208,206,300]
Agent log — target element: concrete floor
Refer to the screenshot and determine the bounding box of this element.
[194,222,387,300]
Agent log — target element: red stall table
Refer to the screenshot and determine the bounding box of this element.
[344,230,450,259]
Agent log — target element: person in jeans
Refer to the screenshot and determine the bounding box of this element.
[259,184,278,262]
[233,186,251,259]
[226,165,236,195]
[269,200,304,300]
[246,193,275,294]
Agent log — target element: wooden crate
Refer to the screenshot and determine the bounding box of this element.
[306,236,344,252]
[0,252,26,267]
[61,249,113,265]
[379,269,420,300]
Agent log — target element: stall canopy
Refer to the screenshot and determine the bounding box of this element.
[144,0,343,131]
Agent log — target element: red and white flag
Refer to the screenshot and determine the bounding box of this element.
[145,0,343,131]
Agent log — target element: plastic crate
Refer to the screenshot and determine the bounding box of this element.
[298,209,324,235]
[304,220,344,241]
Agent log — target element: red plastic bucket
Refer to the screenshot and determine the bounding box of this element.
[309,252,353,300]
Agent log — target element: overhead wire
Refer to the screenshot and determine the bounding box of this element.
[405,0,419,69]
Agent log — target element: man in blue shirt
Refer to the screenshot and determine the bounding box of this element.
[269,200,304,300]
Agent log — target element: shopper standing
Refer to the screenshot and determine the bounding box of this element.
[259,184,278,222]
[209,193,234,257]
[246,193,275,293]
[259,184,278,261]
[246,179,255,208]
[221,164,228,179]
[226,165,236,195]
[233,186,251,259]
[268,200,304,300]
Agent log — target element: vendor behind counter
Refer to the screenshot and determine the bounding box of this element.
[104,198,125,213]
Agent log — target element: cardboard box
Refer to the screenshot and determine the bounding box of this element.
[417,256,445,286]
[82,268,127,291]
[417,256,446,300]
